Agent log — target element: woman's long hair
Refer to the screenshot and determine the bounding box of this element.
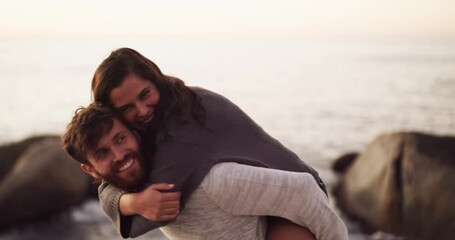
[91,48,205,132]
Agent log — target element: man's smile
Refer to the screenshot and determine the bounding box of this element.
[117,157,135,172]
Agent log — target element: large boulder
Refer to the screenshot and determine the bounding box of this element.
[332,132,455,240]
[0,136,52,179]
[0,136,94,228]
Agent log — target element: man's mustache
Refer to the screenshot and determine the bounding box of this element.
[113,152,140,169]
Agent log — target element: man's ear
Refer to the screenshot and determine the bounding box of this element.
[81,164,98,179]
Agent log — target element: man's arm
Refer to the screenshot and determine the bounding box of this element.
[98,182,180,238]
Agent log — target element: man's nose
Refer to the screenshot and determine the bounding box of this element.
[112,147,124,162]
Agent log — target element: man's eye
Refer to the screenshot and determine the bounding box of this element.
[96,150,108,160]
[116,134,126,143]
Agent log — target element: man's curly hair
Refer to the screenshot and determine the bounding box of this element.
[62,102,122,165]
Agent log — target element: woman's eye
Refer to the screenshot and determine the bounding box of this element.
[119,105,132,113]
[140,89,150,99]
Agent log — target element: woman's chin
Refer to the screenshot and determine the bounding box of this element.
[133,122,148,131]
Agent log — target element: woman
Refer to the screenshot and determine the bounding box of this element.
[92,48,348,239]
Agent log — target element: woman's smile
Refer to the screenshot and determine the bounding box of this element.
[109,73,160,130]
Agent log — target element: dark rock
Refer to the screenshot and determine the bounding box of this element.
[0,136,95,229]
[332,132,455,240]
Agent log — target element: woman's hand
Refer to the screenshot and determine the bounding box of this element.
[119,183,181,221]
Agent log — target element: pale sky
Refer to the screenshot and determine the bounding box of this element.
[1,0,454,40]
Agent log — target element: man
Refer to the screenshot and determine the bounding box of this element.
[62,103,348,240]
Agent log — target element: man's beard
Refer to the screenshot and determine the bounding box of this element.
[95,151,148,191]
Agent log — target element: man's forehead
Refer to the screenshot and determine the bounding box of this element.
[102,118,128,139]
[90,119,129,150]
[111,118,129,131]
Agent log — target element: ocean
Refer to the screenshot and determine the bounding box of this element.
[0,38,454,239]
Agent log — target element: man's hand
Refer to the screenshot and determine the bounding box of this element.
[119,183,181,221]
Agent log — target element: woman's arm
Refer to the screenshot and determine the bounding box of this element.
[119,183,180,219]
[99,182,180,238]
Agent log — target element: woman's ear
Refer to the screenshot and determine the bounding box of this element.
[80,164,99,179]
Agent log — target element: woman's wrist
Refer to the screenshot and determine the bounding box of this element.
[119,192,139,216]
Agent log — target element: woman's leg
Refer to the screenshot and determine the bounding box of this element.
[267,217,316,240]
[201,162,348,240]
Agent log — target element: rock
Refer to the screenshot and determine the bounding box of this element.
[0,135,53,179]
[332,132,455,240]
[0,136,94,229]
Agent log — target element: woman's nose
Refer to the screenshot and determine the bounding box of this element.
[136,103,149,117]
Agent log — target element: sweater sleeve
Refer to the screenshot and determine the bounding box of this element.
[98,182,163,238]
[201,163,349,240]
